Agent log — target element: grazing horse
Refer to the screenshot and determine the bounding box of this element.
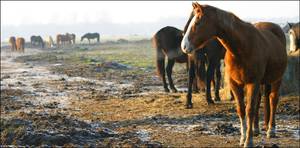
[183,11,228,107]
[45,36,55,48]
[30,35,44,48]
[288,22,300,52]
[66,33,76,44]
[16,37,25,52]
[56,34,70,47]
[9,36,16,51]
[81,33,100,44]
[181,3,287,147]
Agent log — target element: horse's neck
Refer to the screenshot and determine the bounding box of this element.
[216,10,254,57]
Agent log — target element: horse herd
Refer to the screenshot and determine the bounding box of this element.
[8,32,101,52]
[152,2,299,147]
[5,2,299,147]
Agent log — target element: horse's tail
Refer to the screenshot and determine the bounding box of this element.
[152,36,165,79]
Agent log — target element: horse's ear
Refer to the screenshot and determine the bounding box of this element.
[192,2,203,13]
[192,2,198,9]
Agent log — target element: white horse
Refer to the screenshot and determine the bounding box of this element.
[45,36,55,48]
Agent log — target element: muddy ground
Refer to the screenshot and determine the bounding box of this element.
[1,41,299,147]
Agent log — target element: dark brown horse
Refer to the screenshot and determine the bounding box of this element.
[9,36,16,51]
[181,3,287,147]
[183,11,228,108]
[16,37,25,52]
[152,26,189,92]
[30,35,44,48]
[81,33,100,44]
[252,21,287,139]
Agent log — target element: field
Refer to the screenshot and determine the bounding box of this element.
[1,40,299,147]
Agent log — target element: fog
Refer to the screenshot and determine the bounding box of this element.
[1,1,299,42]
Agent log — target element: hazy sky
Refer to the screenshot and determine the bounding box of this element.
[1,1,299,41]
[2,1,299,26]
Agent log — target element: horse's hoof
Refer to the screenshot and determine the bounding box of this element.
[171,88,178,93]
[253,128,260,137]
[267,129,276,138]
[185,104,193,109]
[243,140,253,148]
[214,97,221,102]
[206,100,215,105]
[239,137,245,146]
[164,88,170,93]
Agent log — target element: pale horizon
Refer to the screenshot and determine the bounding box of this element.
[1,1,299,41]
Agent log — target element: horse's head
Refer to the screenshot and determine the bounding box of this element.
[181,2,218,54]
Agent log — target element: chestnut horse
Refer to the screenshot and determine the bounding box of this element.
[56,34,71,47]
[183,11,229,108]
[9,36,16,51]
[181,3,287,147]
[16,37,25,52]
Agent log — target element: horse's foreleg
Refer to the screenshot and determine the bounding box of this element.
[214,62,221,101]
[267,81,281,138]
[244,82,260,147]
[156,51,168,92]
[186,57,195,109]
[206,62,215,104]
[230,78,245,146]
[166,59,177,93]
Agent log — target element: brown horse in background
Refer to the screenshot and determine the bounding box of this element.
[181,3,287,147]
[16,37,25,52]
[56,34,71,47]
[66,33,76,44]
[9,36,16,51]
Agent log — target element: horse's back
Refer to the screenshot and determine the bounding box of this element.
[153,26,183,50]
[254,22,286,46]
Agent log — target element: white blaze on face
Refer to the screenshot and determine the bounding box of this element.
[181,15,197,53]
[289,30,296,51]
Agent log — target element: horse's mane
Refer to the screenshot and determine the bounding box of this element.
[213,5,252,32]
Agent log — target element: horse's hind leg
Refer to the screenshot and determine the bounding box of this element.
[267,81,281,138]
[253,86,263,136]
[214,62,221,101]
[166,59,177,93]
[263,84,271,131]
[156,51,169,92]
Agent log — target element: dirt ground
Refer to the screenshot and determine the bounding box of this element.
[1,42,299,147]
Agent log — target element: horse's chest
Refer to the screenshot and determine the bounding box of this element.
[225,53,262,84]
